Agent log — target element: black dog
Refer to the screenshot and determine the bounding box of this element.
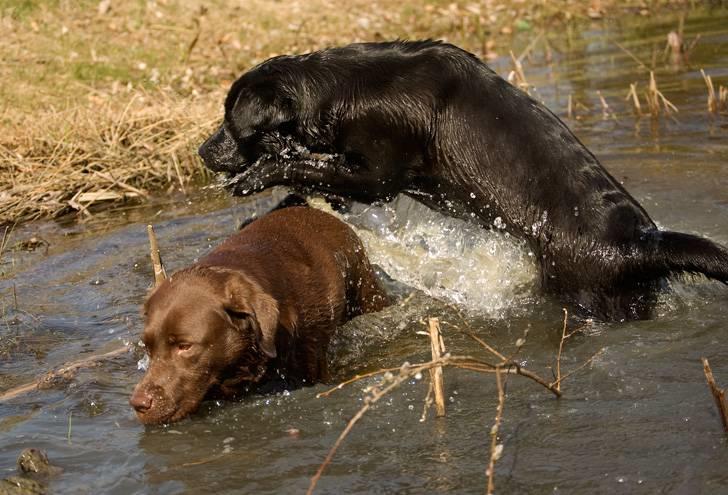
[198,40,728,320]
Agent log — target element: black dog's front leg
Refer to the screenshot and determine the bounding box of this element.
[227,154,400,203]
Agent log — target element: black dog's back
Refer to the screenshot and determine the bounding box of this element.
[200,40,728,320]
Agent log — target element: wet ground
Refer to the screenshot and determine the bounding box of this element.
[2,7,728,494]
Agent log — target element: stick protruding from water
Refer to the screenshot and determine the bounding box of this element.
[147,224,167,287]
[702,357,728,434]
[428,317,446,418]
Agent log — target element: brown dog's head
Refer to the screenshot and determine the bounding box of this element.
[130,267,280,424]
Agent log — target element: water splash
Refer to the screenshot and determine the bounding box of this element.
[314,195,539,317]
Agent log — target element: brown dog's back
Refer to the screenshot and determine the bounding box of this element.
[200,206,387,332]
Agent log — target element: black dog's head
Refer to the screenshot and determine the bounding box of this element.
[199,58,298,173]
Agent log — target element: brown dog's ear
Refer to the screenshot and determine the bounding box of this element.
[223,272,280,359]
[248,290,279,359]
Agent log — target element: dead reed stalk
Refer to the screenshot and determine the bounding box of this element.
[646,71,678,117]
[428,317,447,417]
[625,83,643,116]
[507,51,530,94]
[147,225,168,287]
[701,357,728,433]
[625,73,677,118]
[701,69,728,114]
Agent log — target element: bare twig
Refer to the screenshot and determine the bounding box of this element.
[486,366,505,495]
[625,83,642,116]
[567,93,573,119]
[555,308,568,392]
[645,71,678,116]
[551,348,605,388]
[309,309,606,494]
[613,40,648,70]
[701,69,727,114]
[183,18,202,64]
[428,318,446,417]
[0,346,130,402]
[147,224,167,287]
[316,366,402,398]
[440,317,507,362]
[597,90,615,120]
[517,31,544,63]
[507,51,530,94]
[702,357,728,433]
[307,366,413,495]
[0,222,16,260]
[420,380,435,423]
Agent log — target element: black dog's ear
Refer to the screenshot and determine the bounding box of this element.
[229,86,295,139]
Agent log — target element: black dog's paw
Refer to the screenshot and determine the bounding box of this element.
[227,170,268,196]
[225,157,285,196]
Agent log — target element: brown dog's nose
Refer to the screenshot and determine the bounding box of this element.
[130,388,153,413]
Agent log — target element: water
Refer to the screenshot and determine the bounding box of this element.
[2,8,728,494]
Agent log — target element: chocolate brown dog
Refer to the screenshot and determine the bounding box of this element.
[130,205,388,424]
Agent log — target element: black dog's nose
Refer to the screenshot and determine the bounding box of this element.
[197,140,212,167]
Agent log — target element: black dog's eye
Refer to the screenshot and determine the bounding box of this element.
[177,343,192,351]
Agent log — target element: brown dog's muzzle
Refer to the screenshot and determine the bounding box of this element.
[130,382,179,424]
[130,368,210,425]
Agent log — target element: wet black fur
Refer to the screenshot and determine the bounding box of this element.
[198,40,728,320]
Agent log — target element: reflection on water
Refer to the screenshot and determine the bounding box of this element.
[2,7,728,495]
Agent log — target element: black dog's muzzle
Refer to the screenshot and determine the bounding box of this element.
[198,125,249,173]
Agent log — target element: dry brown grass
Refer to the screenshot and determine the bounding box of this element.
[0,92,218,224]
[0,0,706,225]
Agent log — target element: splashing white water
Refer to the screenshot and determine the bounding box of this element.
[312,195,538,317]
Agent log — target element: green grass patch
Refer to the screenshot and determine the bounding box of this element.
[71,61,133,83]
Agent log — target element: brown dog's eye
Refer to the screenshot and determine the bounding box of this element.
[177,343,192,351]
[225,308,249,320]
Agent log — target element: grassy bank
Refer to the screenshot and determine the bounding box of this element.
[0,0,712,225]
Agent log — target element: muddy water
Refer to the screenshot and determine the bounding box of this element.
[2,8,728,494]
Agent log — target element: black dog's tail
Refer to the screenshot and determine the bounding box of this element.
[239,193,308,229]
[643,230,728,284]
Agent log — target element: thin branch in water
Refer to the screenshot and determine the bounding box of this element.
[147,224,167,287]
[420,379,435,423]
[440,317,507,362]
[702,357,728,433]
[551,348,605,389]
[613,40,648,70]
[316,366,401,399]
[428,318,446,417]
[0,346,130,402]
[486,366,505,495]
[555,308,568,392]
[307,369,412,495]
